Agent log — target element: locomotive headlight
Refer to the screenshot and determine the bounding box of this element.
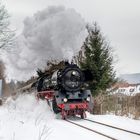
[63,98,68,102]
[72,71,76,75]
[86,97,90,101]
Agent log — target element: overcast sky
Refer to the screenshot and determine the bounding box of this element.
[3,0,140,75]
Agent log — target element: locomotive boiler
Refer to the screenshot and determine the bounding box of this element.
[36,62,93,119]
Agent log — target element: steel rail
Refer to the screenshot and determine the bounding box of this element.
[83,118,140,136]
[65,119,117,140]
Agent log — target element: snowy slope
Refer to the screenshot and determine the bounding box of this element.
[0,94,140,140]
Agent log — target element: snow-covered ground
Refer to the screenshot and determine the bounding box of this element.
[0,94,140,140]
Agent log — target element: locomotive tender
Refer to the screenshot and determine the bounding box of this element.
[36,62,93,119]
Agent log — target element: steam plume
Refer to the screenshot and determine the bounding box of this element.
[2,6,87,81]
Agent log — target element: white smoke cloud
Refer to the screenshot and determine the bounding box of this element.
[2,6,87,81]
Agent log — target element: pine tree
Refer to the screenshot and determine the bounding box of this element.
[80,23,116,95]
[0,2,13,49]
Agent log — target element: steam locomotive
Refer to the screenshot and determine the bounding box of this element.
[36,62,93,119]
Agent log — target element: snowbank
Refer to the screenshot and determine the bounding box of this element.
[0,93,54,140]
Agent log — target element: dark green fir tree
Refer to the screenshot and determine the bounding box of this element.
[80,23,116,95]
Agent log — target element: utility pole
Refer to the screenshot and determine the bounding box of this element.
[0,79,2,97]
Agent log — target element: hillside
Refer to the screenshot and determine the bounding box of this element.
[120,73,140,84]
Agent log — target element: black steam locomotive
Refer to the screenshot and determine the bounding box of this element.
[36,62,93,119]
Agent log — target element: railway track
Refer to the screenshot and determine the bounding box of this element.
[83,118,140,136]
[65,117,140,140]
[65,119,117,140]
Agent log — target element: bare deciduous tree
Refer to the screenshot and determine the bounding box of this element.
[0,2,14,49]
